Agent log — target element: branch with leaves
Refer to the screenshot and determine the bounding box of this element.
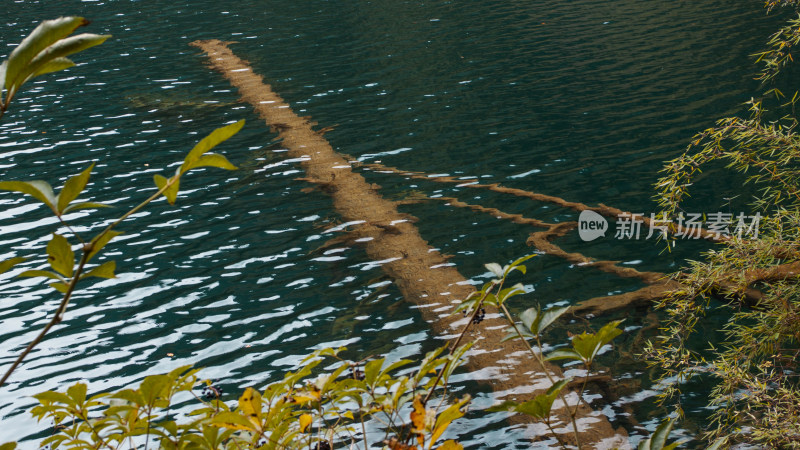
[0,119,243,389]
[0,16,246,390]
[0,17,109,120]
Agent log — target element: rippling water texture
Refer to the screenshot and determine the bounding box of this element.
[0,0,792,447]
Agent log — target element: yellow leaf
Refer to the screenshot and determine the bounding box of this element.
[435,441,463,450]
[410,394,426,432]
[210,412,256,431]
[292,386,321,404]
[299,413,312,433]
[342,410,355,420]
[237,387,262,430]
[429,395,470,445]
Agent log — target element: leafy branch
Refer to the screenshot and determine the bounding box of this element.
[0,119,243,389]
[0,17,109,120]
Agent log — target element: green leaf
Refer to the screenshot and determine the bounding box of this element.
[154,174,180,205]
[26,57,75,80]
[5,17,88,91]
[571,333,602,363]
[486,400,519,413]
[443,342,474,382]
[0,257,25,275]
[0,180,57,212]
[140,374,170,406]
[414,345,447,384]
[596,319,625,348]
[515,393,556,419]
[481,292,499,308]
[430,395,470,444]
[545,349,582,362]
[537,306,570,335]
[18,269,64,281]
[57,163,94,214]
[17,33,111,88]
[452,295,480,315]
[187,153,237,171]
[48,282,69,293]
[546,378,571,396]
[210,411,256,431]
[46,233,74,277]
[382,358,413,377]
[505,254,536,276]
[363,358,384,387]
[485,262,504,279]
[181,120,245,174]
[650,418,675,450]
[509,253,536,269]
[520,307,541,334]
[0,60,7,104]
[62,201,109,214]
[501,326,535,342]
[111,389,144,406]
[571,320,624,364]
[496,283,525,305]
[33,390,74,406]
[81,260,115,279]
[88,230,122,261]
[66,382,87,405]
[0,442,17,450]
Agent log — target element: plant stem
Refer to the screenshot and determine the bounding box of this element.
[545,418,570,450]
[0,250,90,388]
[96,177,175,241]
[58,216,86,245]
[0,178,175,389]
[144,406,151,450]
[422,283,496,405]
[76,407,115,450]
[571,367,591,418]
[499,303,582,450]
[360,412,369,450]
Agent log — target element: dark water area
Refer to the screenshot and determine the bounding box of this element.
[0,0,793,447]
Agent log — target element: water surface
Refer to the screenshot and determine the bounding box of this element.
[0,0,791,447]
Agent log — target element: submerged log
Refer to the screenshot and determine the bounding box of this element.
[192,39,629,448]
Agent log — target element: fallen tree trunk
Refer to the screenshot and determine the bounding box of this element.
[355,161,727,242]
[358,163,798,311]
[192,39,629,448]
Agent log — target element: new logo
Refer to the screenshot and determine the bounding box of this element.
[578,210,608,242]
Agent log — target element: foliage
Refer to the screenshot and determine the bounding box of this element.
[458,256,628,450]
[20,346,470,450]
[636,419,678,450]
[0,16,469,450]
[0,16,669,450]
[644,2,800,447]
[0,17,243,390]
[1,254,646,449]
[0,17,109,120]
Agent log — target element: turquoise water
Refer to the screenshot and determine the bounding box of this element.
[0,0,791,447]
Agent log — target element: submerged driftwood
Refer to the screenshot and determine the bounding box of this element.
[355,161,788,310]
[192,39,629,448]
